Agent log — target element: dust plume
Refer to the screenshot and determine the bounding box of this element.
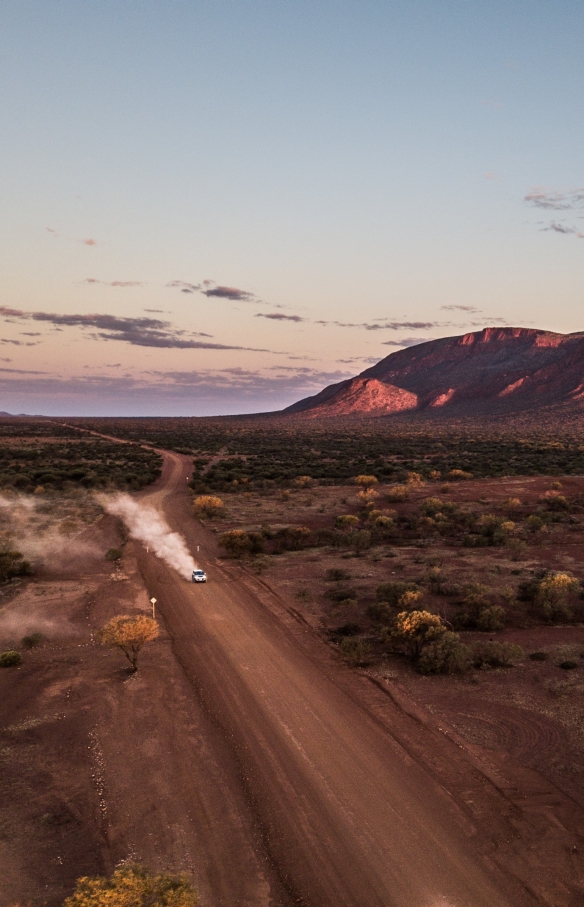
[99,493,196,579]
[0,492,100,565]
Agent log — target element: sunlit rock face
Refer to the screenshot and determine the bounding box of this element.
[284,327,584,417]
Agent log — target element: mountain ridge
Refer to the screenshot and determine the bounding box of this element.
[284,327,584,418]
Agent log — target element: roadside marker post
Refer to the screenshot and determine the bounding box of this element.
[150,597,157,619]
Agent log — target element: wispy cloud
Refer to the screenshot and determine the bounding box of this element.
[0,306,275,352]
[255,313,305,323]
[167,280,201,293]
[382,337,431,347]
[541,221,584,238]
[83,278,143,287]
[82,238,97,247]
[0,367,48,374]
[1,338,40,347]
[315,319,441,331]
[203,285,254,301]
[525,187,584,210]
[441,305,479,313]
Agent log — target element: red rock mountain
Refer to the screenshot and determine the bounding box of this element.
[284,328,584,417]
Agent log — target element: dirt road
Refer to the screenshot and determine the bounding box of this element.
[129,448,583,907]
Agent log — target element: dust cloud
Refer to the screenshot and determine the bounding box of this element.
[99,493,197,579]
[0,493,99,565]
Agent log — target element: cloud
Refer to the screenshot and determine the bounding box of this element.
[19,332,43,336]
[255,313,305,323]
[0,367,48,374]
[541,221,584,238]
[484,172,502,181]
[82,238,97,246]
[315,319,441,331]
[0,338,40,346]
[166,280,201,294]
[0,306,274,352]
[203,285,254,301]
[144,309,167,313]
[382,337,431,347]
[83,278,143,287]
[46,227,58,237]
[441,305,479,312]
[525,187,584,210]
[168,280,258,302]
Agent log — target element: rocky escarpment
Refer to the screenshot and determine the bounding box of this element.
[284,327,584,417]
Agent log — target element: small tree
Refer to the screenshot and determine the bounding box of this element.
[418,632,472,675]
[354,475,378,488]
[392,610,445,659]
[193,495,224,518]
[63,864,198,907]
[98,615,159,672]
[335,514,359,530]
[535,573,579,622]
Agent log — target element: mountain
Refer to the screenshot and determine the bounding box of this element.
[284,327,584,418]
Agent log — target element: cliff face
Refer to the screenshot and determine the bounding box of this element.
[284,328,584,417]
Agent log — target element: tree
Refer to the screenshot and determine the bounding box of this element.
[418,632,472,675]
[392,610,445,659]
[535,572,579,622]
[63,864,198,907]
[98,615,159,672]
[354,475,378,487]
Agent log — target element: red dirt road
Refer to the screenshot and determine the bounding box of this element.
[133,450,584,907]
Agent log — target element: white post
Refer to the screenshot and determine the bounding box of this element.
[150,597,157,619]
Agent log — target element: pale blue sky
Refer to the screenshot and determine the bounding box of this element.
[0,1,583,414]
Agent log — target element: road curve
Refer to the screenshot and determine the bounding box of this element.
[125,447,566,907]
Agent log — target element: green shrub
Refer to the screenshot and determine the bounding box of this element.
[559,660,578,670]
[0,650,22,667]
[338,637,372,666]
[529,651,548,661]
[473,641,524,668]
[105,548,123,562]
[324,586,357,603]
[418,632,472,675]
[325,568,351,582]
[376,581,419,606]
[476,605,506,632]
[21,632,43,649]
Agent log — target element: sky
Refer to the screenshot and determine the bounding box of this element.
[0,0,583,416]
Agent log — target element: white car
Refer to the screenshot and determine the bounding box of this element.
[192,569,207,583]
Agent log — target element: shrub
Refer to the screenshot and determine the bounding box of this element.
[325,568,351,582]
[367,601,394,624]
[335,514,359,529]
[219,529,252,558]
[502,497,521,513]
[376,581,420,606]
[21,632,43,648]
[535,572,579,622]
[193,495,224,518]
[386,484,409,502]
[419,497,444,517]
[357,488,379,506]
[351,529,371,550]
[334,622,361,636]
[529,651,548,661]
[473,641,524,668]
[0,650,22,667]
[406,471,425,486]
[0,548,33,583]
[293,475,313,487]
[418,632,472,675]
[63,863,199,907]
[525,514,545,533]
[392,610,445,659]
[354,475,378,487]
[397,589,423,610]
[105,548,123,562]
[448,469,473,480]
[476,605,506,632]
[325,586,357,603]
[338,637,372,666]
[559,661,578,670]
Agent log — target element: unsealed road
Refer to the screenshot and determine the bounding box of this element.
[132,449,582,907]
